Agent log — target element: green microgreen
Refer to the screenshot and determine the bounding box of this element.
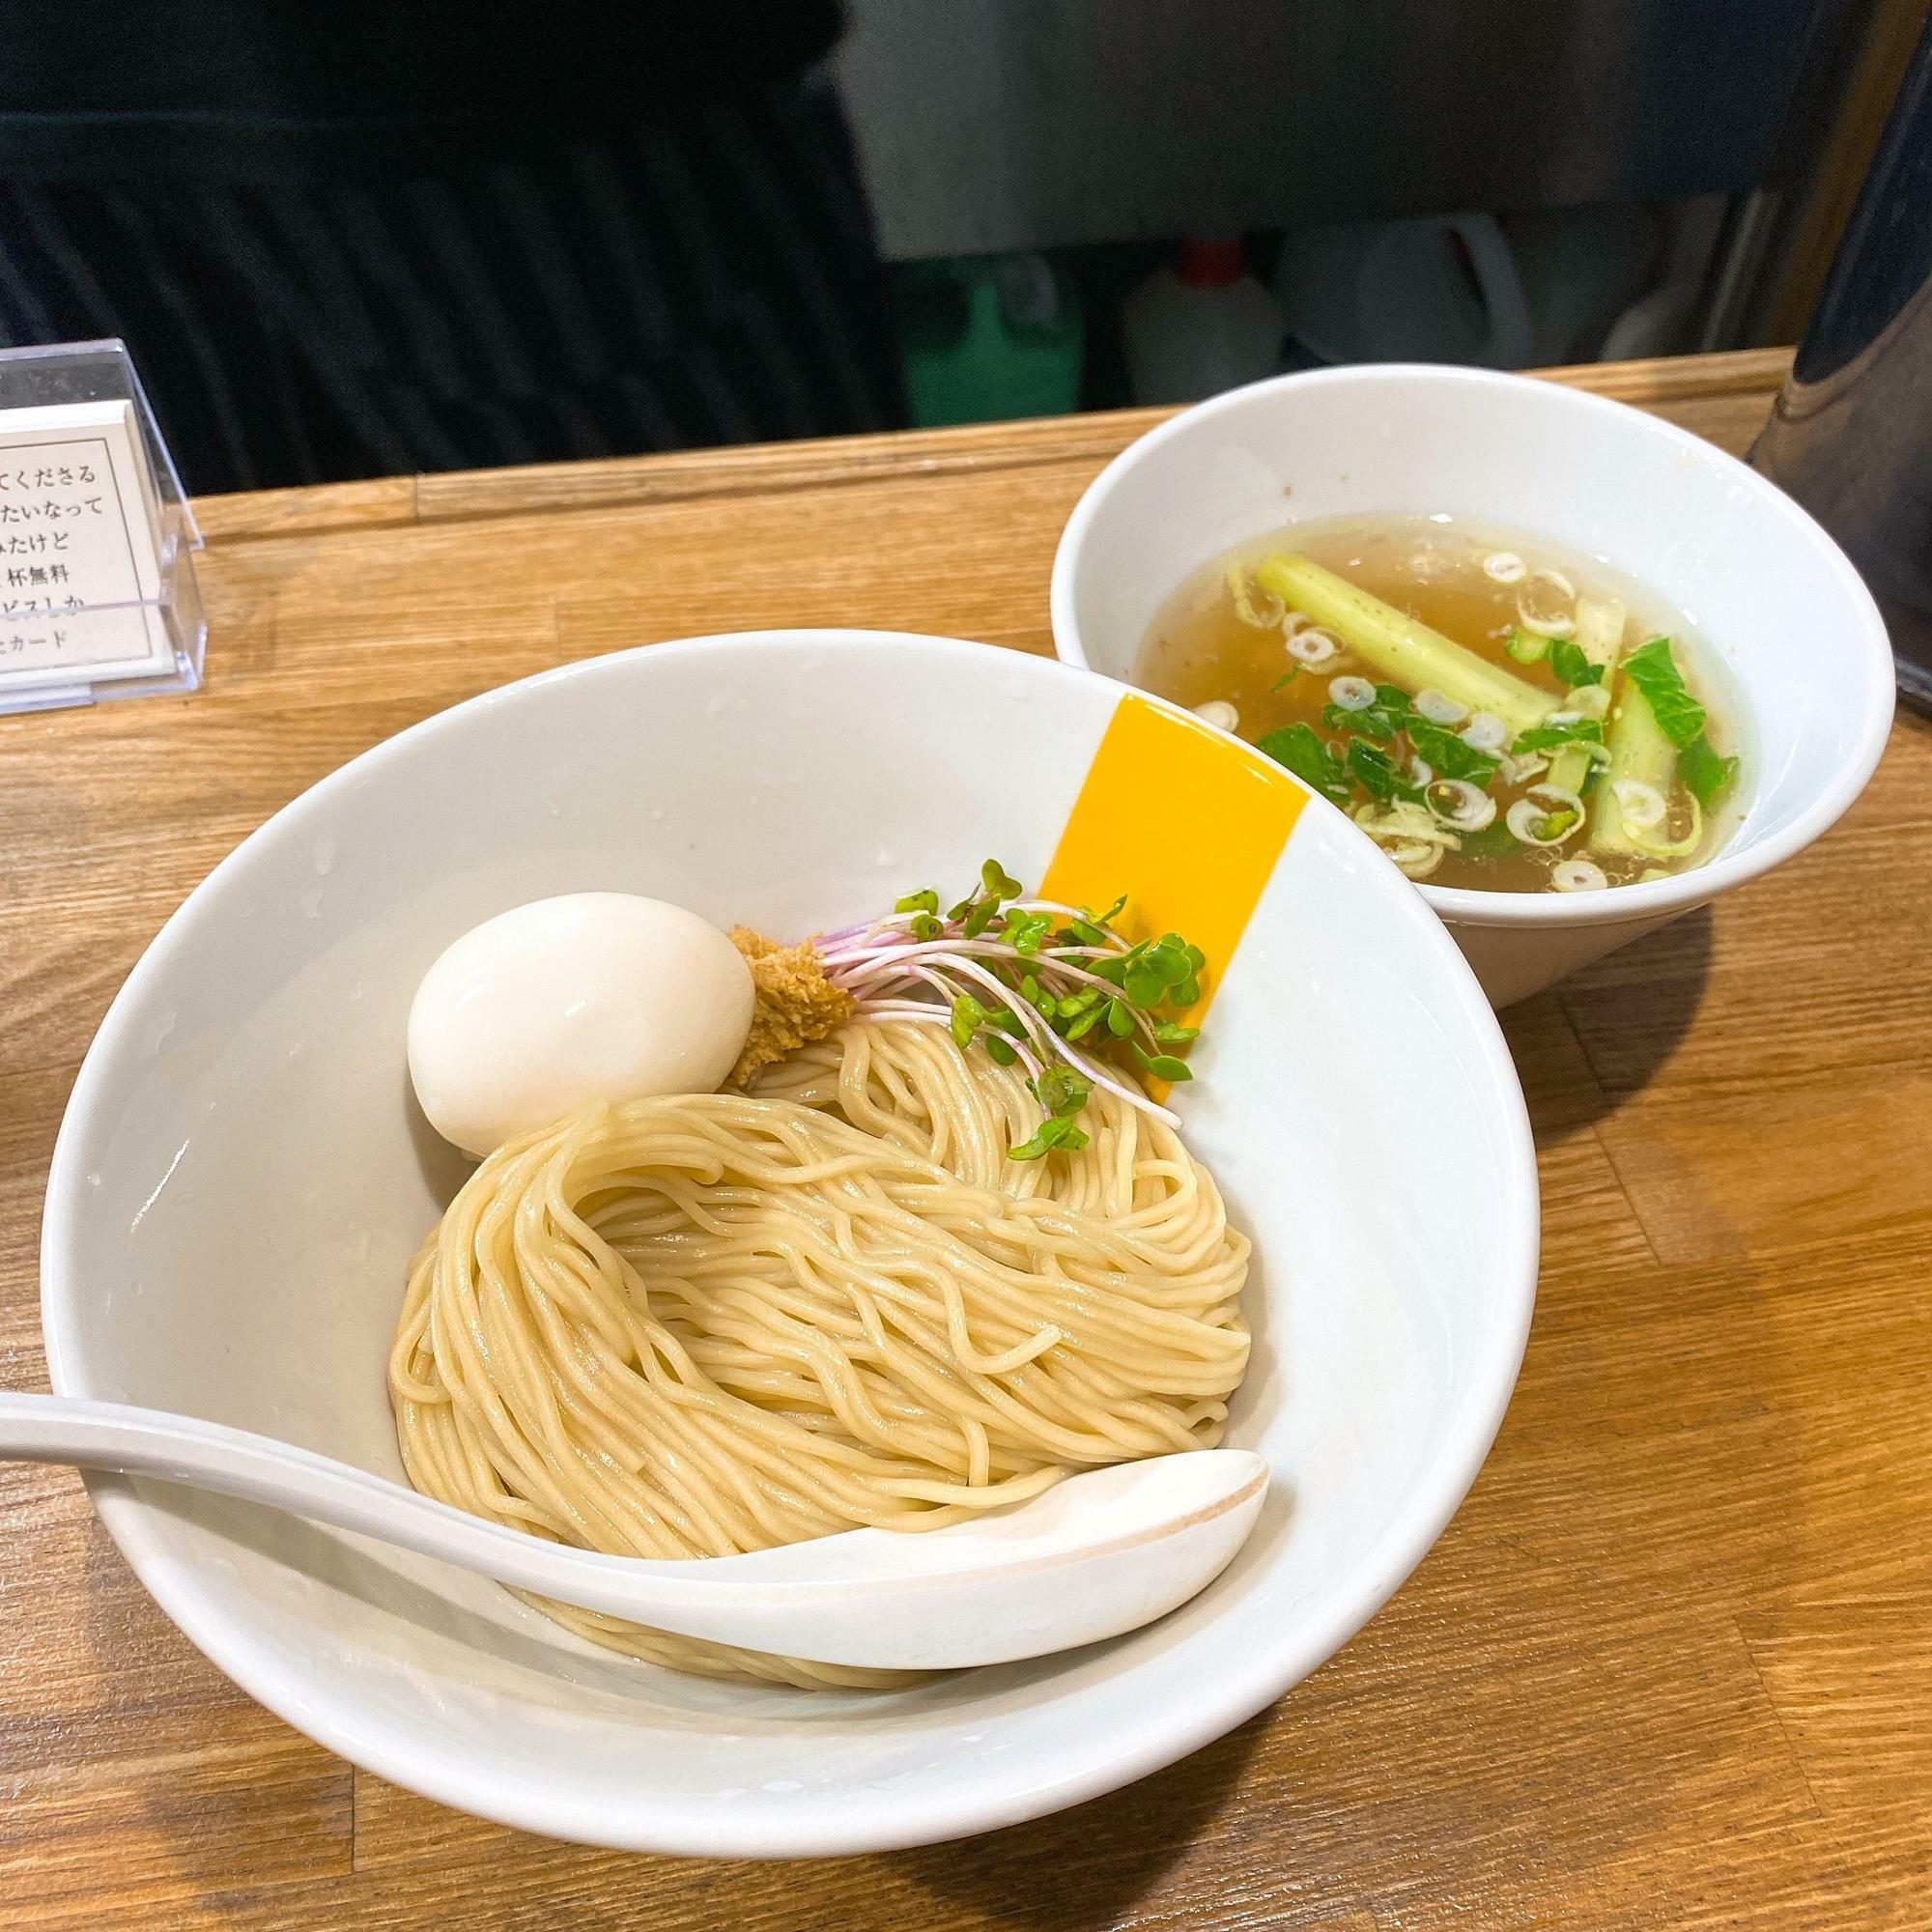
[1000,905,1055,953]
[834,860,1212,1159]
[950,993,986,1048]
[981,858,1024,900]
[1132,1043,1195,1083]
[1009,1066,1094,1161]
[1008,1113,1091,1160]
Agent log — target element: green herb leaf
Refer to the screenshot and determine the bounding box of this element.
[1320,684,1412,743]
[983,1036,1018,1065]
[961,895,1001,938]
[1151,1020,1199,1044]
[1001,907,1053,954]
[1347,738,1425,804]
[1008,1114,1091,1161]
[1620,637,1707,750]
[1511,717,1605,753]
[1132,1044,1195,1082]
[1033,1066,1093,1118]
[980,858,1025,901]
[1121,933,1194,1007]
[1322,700,1395,740]
[1505,627,1549,664]
[1548,639,1605,688]
[1065,1004,1106,1040]
[1271,667,1301,691]
[1458,819,1519,862]
[1678,732,1739,807]
[908,911,943,940]
[1105,998,1136,1038]
[949,993,985,1047]
[1257,722,1352,802]
[1407,719,1501,786]
[894,888,939,916]
[986,1005,1026,1038]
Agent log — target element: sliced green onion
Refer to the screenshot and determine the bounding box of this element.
[1285,623,1343,668]
[1413,687,1468,724]
[1427,779,1496,831]
[1609,779,1667,831]
[1627,790,1704,860]
[1506,783,1586,847]
[1551,859,1609,893]
[1516,568,1577,638]
[1228,566,1285,630]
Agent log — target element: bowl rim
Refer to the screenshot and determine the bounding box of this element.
[40,628,1540,1857]
[1048,360,1897,930]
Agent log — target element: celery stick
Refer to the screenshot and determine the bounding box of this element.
[1548,596,1626,796]
[1255,554,1555,735]
[1590,677,1678,856]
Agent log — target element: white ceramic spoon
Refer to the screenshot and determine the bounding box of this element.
[0,1392,1265,1670]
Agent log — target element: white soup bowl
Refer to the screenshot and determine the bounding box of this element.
[1050,364,1895,1006]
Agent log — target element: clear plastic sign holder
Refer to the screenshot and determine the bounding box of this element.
[0,338,206,715]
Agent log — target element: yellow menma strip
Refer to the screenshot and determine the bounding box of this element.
[1039,695,1305,1063]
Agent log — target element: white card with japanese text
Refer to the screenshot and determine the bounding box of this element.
[0,399,173,694]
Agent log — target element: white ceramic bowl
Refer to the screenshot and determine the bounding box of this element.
[1051,364,1896,1006]
[42,632,1536,1856]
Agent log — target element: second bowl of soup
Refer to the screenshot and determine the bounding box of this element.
[1051,364,1893,1006]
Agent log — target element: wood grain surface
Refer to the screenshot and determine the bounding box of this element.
[7,347,1929,1931]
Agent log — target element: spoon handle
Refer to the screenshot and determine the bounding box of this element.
[0,1389,704,1622]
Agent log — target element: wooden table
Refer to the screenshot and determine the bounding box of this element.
[4,347,1928,1930]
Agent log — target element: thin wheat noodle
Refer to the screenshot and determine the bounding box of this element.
[389,1019,1249,1688]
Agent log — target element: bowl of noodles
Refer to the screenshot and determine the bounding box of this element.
[41,631,1536,1855]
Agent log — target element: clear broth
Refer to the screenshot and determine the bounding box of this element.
[1133,515,1740,894]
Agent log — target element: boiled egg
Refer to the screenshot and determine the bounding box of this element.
[408,893,753,1156]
